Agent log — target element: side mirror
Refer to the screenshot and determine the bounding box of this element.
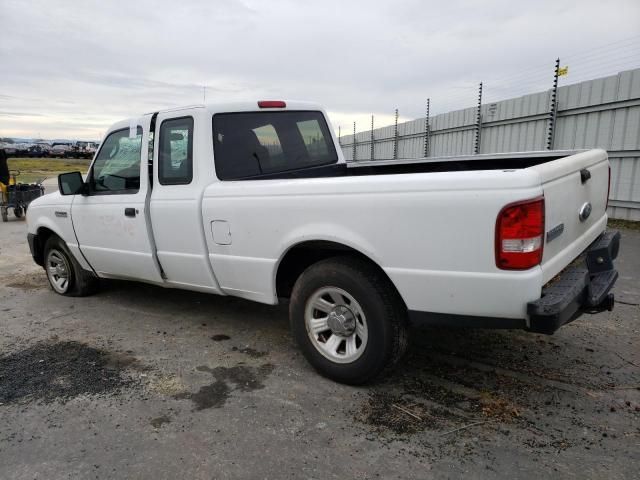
[170,132,184,141]
[58,171,86,195]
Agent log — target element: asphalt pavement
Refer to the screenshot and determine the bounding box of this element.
[1,218,638,479]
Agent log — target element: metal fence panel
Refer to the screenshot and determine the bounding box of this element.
[339,68,640,219]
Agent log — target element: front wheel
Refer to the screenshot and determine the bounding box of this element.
[290,256,408,385]
[44,235,99,296]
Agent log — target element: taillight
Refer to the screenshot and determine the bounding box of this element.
[258,100,286,108]
[495,196,545,270]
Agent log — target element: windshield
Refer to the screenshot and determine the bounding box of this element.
[90,127,142,192]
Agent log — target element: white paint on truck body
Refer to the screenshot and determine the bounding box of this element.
[26,101,610,325]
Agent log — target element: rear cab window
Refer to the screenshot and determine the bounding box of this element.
[212,111,337,180]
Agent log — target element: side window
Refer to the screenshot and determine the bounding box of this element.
[159,117,193,185]
[90,127,142,193]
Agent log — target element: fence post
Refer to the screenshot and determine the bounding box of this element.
[370,115,375,160]
[474,82,483,154]
[353,121,357,161]
[424,98,430,158]
[547,58,560,150]
[393,109,399,159]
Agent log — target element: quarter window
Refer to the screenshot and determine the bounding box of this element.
[90,127,142,193]
[159,117,193,185]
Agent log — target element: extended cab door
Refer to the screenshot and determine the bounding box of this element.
[71,118,163,283]
[148,108,221,293]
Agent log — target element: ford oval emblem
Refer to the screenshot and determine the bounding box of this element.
[579,202,592,222]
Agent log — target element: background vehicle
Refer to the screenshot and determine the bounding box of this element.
[25,101,619,384]
[0,144,18,156]
[26,144,50,157]
[11,143,31,157]
[49,144,71,158]
[66,141,98,159]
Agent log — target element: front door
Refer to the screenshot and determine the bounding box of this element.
[71,118,163,283]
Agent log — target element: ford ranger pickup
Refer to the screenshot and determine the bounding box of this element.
[26,100,620,384]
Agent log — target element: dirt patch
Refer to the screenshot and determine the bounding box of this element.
[355,326,640,462]
[479,392,522,421]
[176,364,274,410]
[148,374,187,396]
[6,273,47,290]
[357,391,441,434]
[211,334,231,341]
[0,341,138,405]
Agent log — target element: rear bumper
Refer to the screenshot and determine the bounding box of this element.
[526,230,620,334]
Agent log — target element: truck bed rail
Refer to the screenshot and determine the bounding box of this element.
[345,149,585,168]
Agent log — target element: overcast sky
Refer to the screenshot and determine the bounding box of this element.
[1,0,639,140]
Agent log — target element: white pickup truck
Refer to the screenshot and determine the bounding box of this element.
[26,100,620,384]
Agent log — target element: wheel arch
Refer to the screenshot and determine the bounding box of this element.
[30,216,91,272]
[31,225,64,266]
[274,239,407,309]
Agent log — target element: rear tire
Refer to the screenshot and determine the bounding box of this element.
[43,235,99,297]
[290,256,408,385]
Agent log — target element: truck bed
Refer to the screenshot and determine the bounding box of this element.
[237,150,585,180]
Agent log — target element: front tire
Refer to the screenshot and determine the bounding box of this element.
[44,235,98,296]
[290,256,408,385]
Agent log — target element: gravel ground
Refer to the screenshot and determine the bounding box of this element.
[0,218,638,479]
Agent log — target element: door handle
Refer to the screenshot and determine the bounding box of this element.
[124,208,136,217]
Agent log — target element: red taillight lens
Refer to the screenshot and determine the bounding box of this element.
[258,100,286,108]
[495,196,545,270]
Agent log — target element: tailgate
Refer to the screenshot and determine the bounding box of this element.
[529,149,610,284]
